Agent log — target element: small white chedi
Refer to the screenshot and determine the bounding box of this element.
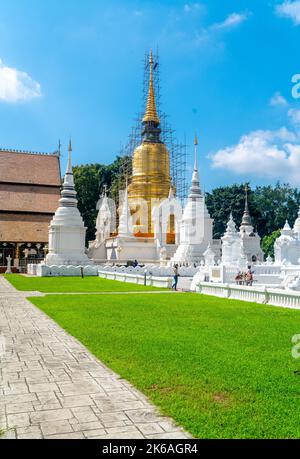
[28,141,98,276]
[221,213,243,266]
[94,188,115,246]
[32,141,97,276]
[171,135,217,265]
[274,219,300,265]
[45,140,91,266]
[238,186,263,263]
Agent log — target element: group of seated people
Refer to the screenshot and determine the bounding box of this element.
[235,268,254,286]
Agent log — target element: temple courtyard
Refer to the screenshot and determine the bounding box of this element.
[1,274,300,439]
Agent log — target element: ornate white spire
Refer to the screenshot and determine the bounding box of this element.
[189,133,202,198]
[240,184,254,233]
[59,139,77,209]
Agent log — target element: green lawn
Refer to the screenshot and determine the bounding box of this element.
[4,274,161,293]
[30,292,300,439]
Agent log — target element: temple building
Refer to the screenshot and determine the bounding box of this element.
[0,148,61,270]
[87,50,222,264]
[89,50,177,262]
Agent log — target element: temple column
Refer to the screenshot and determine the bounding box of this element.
[14,243,20,268]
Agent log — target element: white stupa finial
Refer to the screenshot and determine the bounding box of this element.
[60,139,77,208]
[189,133,201,198]
[194,133,198,171]
[66,138,72,174]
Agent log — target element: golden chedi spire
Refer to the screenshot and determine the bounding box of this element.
[142,50,160,124]
[127,50,172,236]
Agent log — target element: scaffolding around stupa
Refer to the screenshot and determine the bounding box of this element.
[112,51,188,210]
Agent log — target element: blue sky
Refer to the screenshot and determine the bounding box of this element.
[1,0,300,191]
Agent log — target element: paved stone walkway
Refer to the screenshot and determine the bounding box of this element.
[0,276,191,439]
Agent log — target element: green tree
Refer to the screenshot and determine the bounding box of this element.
[205,184,252,239]
[252,183,300,237]
[206,182,300,242]
[261,230,281,259]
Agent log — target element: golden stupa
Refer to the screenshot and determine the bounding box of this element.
[128,50,172,235]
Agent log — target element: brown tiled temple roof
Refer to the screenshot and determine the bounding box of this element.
[0,213,51,243]
[0,183,60,214]
[0,149,61,242]
[0,149,61,186]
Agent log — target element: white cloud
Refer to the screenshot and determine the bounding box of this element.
[183,3,203,13]
[270,91,288,106]
[210,127,300,184]
[189,11,250,48]
[0,58,41,103]
[210,12,249,31]
[276,1,300,25]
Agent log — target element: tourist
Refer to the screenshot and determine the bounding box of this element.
[235,271,242,285]
[133,259,138,267]
[172,264,179,291]
[246,269,254,286]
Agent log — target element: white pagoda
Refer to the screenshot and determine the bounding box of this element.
[45,141,91,266]
[239,186,263,263]
[171,135,215,264]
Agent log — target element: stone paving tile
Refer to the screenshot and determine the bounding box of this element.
[40,420,74,436]
[136,423,165,435]
[71,406,99,423]
[0,276,191,439]
[57,394,94,408]
[5,402,35,414]
[17,425,42,436]
[7,413,30,428]
[1,429,17,439]
[28,382,59,393]
[83,428,107,438]
[125,409,166,424]
[146,431,190,439]
[93,431,145,439]
[44,432,85,439]
[71,420,105,432]
[30,408,73,424]
[18,432,43,439]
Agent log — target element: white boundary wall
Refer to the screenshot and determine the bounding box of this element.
[98,270,172,289]
[28,264,98,277]
[196,282,300,309]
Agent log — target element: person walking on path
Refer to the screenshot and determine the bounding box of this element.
[172,264,179,291]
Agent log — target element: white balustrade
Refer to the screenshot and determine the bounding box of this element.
[98,270,172,288]
[197,282,300,309]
